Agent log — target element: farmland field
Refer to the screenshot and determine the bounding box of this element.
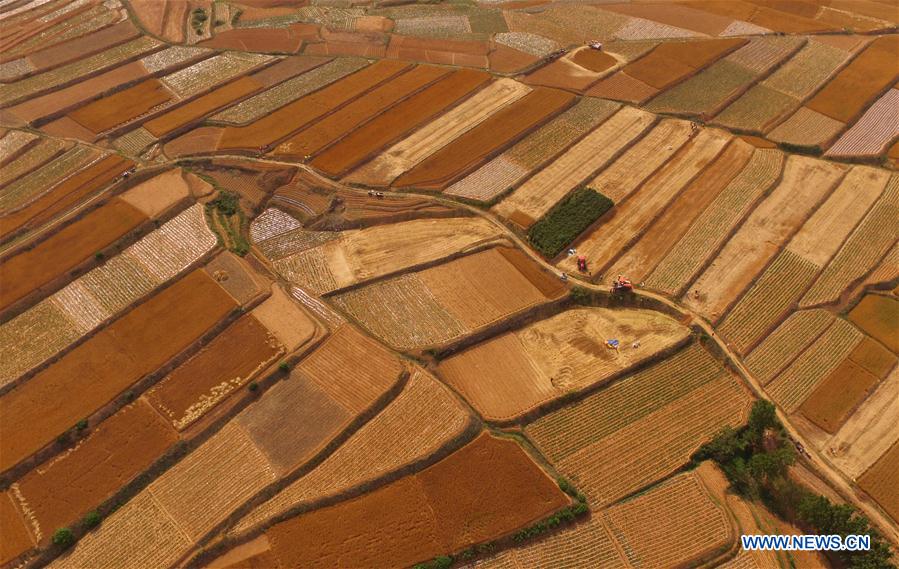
[437,306,689,421]
[6,5,899,567]
[264,433,569,569]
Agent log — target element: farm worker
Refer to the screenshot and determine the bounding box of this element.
[632,341,640,349]
[560,272,568,281]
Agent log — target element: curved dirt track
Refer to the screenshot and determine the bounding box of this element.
[171,154,899,546]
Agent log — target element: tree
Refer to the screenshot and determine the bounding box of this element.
[82,510,101,529]
[747,400,779,441]
[52,527,75,548]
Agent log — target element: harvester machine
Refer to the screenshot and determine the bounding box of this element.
[611,275,633,294]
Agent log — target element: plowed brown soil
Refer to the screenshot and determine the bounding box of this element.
[571,48,617,72]
[0,198,147,311]
[27,21,140,71]
[270,65,452,161]
[199,26,309,53]
[217,60,410,152]
[0,154,134,240]
[15,399,177,541]
[0,270,236,472]
[806,36,899,123]
[146,315,281,431]
[800,358,880,433]
[0,491,32,565]
[311,69,491,176]
[67,79,172,135]
[849,337,896,379]
[393,87,575,190]
[624,38,746,89]
[144,77,263,137]
[265,433,568,568]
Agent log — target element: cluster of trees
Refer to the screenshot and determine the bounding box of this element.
[527,187,613,258]
[695,400,895,569]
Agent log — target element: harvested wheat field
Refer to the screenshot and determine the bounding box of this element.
[684,156,846,322]
[346,78,531,187]
[799,357,881,434]
[526,343,752,505]
[602,465,733,568]
[12,399,178,544]
[231,367,473,536]
[331,247,565,350]
[270,216,503,294]
[438,307,688,421]
[145,315,283,431]
[311,69,491,177]
[858,441,899,523]
[562,127,730,275]
[393,87,575,190]
[493,105,654,226]
[264,433,569,569]
[0,270,236,472]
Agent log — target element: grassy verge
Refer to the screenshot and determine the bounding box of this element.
[527,187,613,258]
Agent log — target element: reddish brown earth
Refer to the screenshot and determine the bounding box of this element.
[311,69,491,176]
[144,77,264,137]
[571,48,618,73]
[26,21,141,72]
[489,44,540,74]
[0,270,236,472]
[394,88,576,190]
[67,79,173,134]
[0,491,33,565]
[215,60,410,153]
[5,62,150,124]
[265,433,568,568]
[15,399,178,542]
[246,55,331,89]
[0,198,147,312]
[145,315,281,430]
[199,24,317,53]
[270,65,452,161]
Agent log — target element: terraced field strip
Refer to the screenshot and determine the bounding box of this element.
[745,310,834,384]
[12,399,178,547]
[683,156,846,323]
[0,130,38,165]
[0,203,215,387]
[562,128,729,275]
[231,368,471,536]
[216,59,411,153]
[826,89,899,158]
[208,57,359,126]
[444,97,617,202]
[66,78,174,135]
[713,39,853,133]
[438,306,688,421]
[142,76,265,138]
[647,36,805,117]
[602,469,732,568]
[719,166,889,353]
[0,144,97,214]
[145,314,285,431]
[2,2,122,59]
[273,217,502,294]
[0,270,236,472]
[0,488,34,565]
[17,20,141,77]
[768,106,847,149]
[0,153,133,241]
[5,46,212,125]
[492,106,654,227]
[0,35,162,106]
[311,69,491,177]
[605,138,754,283]
[0,198,146,312]
[802,175,899,307]
[159,52,275,100]
[805,35,899,124]
[263,434,568,569]
[270,65,452,161]
[829,367,899,480]
[345,78,531,187]
[800,356,881,434]
[766,318,863,412]
[249,208,302,244]
[0,137,68,188]
[645,149,784,296]
[858,441,899,523]
[585,118,692,204]
[393,87,576,190]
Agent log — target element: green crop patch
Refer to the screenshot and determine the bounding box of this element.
[527,187,613,258]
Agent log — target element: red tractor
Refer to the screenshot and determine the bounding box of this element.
[611,275,633,294]
[576,255,588,272]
